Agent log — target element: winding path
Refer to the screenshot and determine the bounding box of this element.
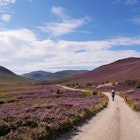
[57,86,140,140]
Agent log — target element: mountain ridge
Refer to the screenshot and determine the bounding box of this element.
[0,66,34,85]
[21,70,88,81]
[60,57,140,84]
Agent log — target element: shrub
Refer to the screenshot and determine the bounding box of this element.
[0,100,4,104]
[112,82,115,86]
[82,92,93,97]
[0,122,11,136]
[135,82,140,89]
[56,89,61,94]
[92,91,98,95]
[86,82,92,87]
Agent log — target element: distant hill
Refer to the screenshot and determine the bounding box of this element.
[21,70,88,81]
[62,57,140,84]
[0,66,34,85]
[22,71,51,80]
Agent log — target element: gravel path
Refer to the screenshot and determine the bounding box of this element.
[57,89,140,140]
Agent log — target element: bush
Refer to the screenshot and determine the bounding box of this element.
[92,91,98,95]
[135,82,140,89]
[0,100,4,104]
[0,122,11,136]
[86,82,92,87]
[112,82,115,86]
[82,92,93,97]
[56,89,61,94]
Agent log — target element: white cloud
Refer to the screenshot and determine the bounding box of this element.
[51,6,68,19]
[125,0,138,5]
[0,0,16,15]
[39,17,89,37]
[113,0,138,5]
[0,0,16,6]
[1,14,11,22]
[39,6,91,37]
[130,17,140,25]
[0,28,140,74]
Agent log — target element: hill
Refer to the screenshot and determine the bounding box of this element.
[63,57,140,84]
[21,71,51,80]
[0,66,34,85]
[22,70,88,81]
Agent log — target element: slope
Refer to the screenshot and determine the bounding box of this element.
[22,70,88,81]
[64,57,140,84]
[0,66,34,85]
[21,70,51,80]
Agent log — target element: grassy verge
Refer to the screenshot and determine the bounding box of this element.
[47,94,109,139]
[118,90,140,112]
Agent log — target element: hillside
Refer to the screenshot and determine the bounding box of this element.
[22,70,88,81]
[64,57,140,84]
[0,66,34,85]
[22,71,51,80]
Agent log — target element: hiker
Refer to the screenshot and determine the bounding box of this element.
[111,90,115,101]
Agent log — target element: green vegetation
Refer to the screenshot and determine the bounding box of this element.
[86,82,93,87]
[0,98,8,104]
[135,82,140,89]
[82,91,93,97]
[92,91,98,95]
[56,88,61,94]
[0,84,109,139]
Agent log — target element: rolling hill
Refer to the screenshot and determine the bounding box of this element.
[22,71,51,80]
[22,70,88,81]
[62,57,140,84]
[0,66,34,85]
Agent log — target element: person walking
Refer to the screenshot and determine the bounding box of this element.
[111,90,115,101]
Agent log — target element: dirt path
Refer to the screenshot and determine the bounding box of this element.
[57,86,140,140]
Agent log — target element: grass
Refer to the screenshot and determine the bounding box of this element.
[0,84,109,140]
[82,91,93,97]
[29,100,45,105]
[0,98,8,103]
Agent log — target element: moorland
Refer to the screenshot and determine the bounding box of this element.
[0,57,140,140]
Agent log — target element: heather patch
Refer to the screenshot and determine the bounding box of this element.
[0,84,108,139]
[124,89,140,111]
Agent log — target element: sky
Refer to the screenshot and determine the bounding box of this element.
[0,0,140,74]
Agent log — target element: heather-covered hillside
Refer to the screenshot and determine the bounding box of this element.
[0,84,108,139]
[65,57,140,84]
[0,66,34,85]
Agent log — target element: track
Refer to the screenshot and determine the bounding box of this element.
[57,86,140,140]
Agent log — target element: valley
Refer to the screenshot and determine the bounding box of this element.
[0,57,140,140]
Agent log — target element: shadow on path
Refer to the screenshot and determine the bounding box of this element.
[55,106,108,140]
[55,115,96,140]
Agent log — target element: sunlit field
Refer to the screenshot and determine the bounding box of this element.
[0,84,108,140]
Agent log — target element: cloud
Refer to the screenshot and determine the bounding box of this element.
[130,17,140,25]
[38,6,91,37]
[0,0,16,6]
[125,0,138,5]
[39,17,90,37]
[0,28,140,74]
[113,0,138,5]
[0,0,16,14]
[1,14,11,22]
[51,6,68,19]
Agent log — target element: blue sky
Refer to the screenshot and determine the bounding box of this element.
[0,0,140,74]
